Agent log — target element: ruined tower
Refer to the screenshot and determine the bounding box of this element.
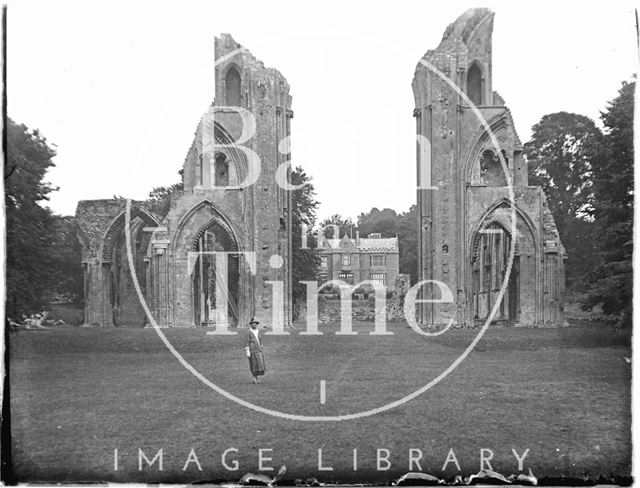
[412,9,565,327]
[76,34,293,328]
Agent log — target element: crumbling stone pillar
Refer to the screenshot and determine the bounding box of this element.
[147,227,171,326]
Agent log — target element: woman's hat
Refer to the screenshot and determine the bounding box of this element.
[249,317,260,324]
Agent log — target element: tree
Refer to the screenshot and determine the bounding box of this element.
[357,207,399,237]
[147,181,183,219]
[319,214,356,239]
[397,205,419,283]
[583,80,635,326]
[48,215,84,301]
[524,112,602,288]
[5,118,58,319]
[146,169,184,219]
[290,166,321,319]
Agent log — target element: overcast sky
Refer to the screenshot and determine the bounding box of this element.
[8,0,638,220]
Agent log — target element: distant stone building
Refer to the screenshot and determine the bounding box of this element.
[413,9,565,326]
[317,233,400,291]
[75,12,565,329]
[76,34,293,327]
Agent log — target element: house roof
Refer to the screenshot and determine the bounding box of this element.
[321,236,398,253]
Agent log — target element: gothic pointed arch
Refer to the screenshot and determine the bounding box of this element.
[225,65,242,107]
[98,205,160,328]
[191,215,241,326]
[191,215,239,252]
[171,199,241,254]
[211,120,248,186]
[170,199,243,327]
[462,113,511,184]
[468,198,539,325]
[468,197,538,252]
[101,206,160,262]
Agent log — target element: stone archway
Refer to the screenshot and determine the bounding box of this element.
[468,202,538,326]
[191,218,240,327]
[470,222,518,324]
[101,208,159,327]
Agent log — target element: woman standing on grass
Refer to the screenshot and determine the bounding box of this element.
[244,317,266,384]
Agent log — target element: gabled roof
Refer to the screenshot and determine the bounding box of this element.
[338,234,358,251]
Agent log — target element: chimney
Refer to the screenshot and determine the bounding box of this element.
[317,228,324,248]
[355,230,360,246]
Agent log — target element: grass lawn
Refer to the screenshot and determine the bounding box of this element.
[7,320,631,483]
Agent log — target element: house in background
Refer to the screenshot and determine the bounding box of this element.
[317,232,400,291]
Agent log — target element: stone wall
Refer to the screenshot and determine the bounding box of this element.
[75,34,294,329]
[412,8,565,327]
[313,274,411,324]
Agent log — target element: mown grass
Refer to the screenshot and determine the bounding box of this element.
[8,321,631,483]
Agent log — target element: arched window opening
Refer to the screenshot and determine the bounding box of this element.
[479,149,507,186]
[467,63,482,106]
[108,215,153,327]
[225,67,241,107]
[214,153,230,187]
[192,220,239,327]
[471,222,519,324]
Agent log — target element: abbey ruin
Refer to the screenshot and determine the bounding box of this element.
[413,8,565,326]
[75,9,565,328]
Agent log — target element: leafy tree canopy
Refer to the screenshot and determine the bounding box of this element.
[319,214,356,239]
[582,80,635,326]
[290,166,321,318]
[5,118,58,318]
[524,112,602,287]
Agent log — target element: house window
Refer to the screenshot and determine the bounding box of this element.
[342,254,351,266]
[370,273,386,285]
[339,272,354,285]
[371,254,385,267]
[319,273,328,284]
[320,256,328,268]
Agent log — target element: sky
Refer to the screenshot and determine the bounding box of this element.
[7,0,638,220]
